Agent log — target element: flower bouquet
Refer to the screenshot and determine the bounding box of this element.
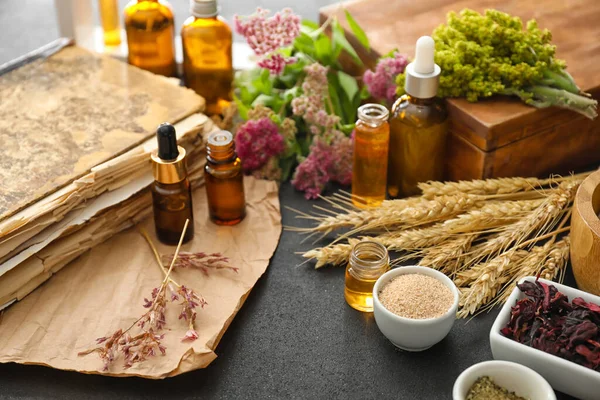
[233,8,372,198]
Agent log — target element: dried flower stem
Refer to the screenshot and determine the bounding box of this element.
[79,220,193,370]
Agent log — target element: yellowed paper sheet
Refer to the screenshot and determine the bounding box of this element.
[0,177,281,378]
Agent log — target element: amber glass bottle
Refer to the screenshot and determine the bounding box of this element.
[204,131,246,225]
[151,123,195,244]
[352,103,390,208]
[388,96,448,198]
[124,0,176,76]
[345,241,390,312]
[181,0,233,115]
[99,0,121,46]
[387,36,448,198]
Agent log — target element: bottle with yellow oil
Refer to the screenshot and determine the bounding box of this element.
[124,0,176,76]
[387,36,448,198]
[98,0,121,46]
[181,0,233,115]
[345,241,390,312]
[352,103,390,208]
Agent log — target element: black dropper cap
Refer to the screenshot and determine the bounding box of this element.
[156,123,179,160]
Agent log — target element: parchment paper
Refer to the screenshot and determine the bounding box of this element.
[0,177,281,378]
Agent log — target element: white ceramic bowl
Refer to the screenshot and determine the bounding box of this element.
[453,360,556,400]
[372,266,459,351]
[490,276,600,400]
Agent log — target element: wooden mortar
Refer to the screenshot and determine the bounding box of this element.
[571,169,600,295]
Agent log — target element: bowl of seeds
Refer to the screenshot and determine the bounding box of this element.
[372,265,459,351]
[453,360,555,400]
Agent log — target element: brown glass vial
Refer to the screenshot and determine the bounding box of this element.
[181,0,233,115]
[204,131,246,225]
[124,0,176,76]
[151,123,195,244]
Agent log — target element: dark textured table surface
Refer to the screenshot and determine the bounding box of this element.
[0,1,579,399]
[0,183,579,399]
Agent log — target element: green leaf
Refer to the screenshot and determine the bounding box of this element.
[340,123,355,135]
[300,19,320,35]
[233,94,249,120]
[239,85,254,105]
[344,10,369,51]
[327,73,344,120]
[251,94,274,107]
[279,155,297,182]
[293,32,315,56]
[260,68,272,92]
[359,85,370,100]
[314,34,332,65]
[283,87,301,102]
[337,71,359,102]
[332,19,362,66]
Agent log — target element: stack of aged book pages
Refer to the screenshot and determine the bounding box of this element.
[0,42,214,309]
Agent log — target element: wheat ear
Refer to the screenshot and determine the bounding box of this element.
[463,181,577,268]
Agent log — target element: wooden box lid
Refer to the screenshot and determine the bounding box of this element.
[320,0,600,151]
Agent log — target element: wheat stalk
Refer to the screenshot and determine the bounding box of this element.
[457,247,536,318]
[493,236,571,307]
[418,174,585,199]
[292,196,424,233]
[462,181,577,268]
[441,199,544,234]
[420,235,475,276]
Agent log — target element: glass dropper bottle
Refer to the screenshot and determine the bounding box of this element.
[387,36,448,198]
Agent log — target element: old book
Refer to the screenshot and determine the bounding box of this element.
[0,44,204,222]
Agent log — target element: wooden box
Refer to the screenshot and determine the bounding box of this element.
[321,0,600,180]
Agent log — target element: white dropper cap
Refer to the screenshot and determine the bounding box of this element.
[190,0,218,18]
[404,35,441,99]
[413,36,435,74]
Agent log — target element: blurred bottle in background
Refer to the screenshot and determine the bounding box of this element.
[181,0,233,115]
[124,0,176,76]
[98,0,121,46]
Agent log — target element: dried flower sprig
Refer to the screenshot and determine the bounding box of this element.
[162,252,237,276]
[80,221,197,370]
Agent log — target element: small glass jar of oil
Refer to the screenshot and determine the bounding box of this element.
[345,241,390,312]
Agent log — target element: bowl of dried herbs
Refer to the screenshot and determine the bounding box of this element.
[490,276,600,400]
[453,360,555,400]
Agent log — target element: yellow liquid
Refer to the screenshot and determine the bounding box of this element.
[124,0,176,77]
[387,95,448,198]
[345,266,388,312]
[352,119,389,208]
[99,0,121,46]
[182,15,233,115]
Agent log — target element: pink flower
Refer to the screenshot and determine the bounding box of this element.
[291,133,353,199]
[329,133,353,185]
[235,118,285,172]
[291,63,341,138]
[182,329,199,342]
[257,53,297,75]
[235,8,300,74]
[234,8,300,55]
[363,52,409,103]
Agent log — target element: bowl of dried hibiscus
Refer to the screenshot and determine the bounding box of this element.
[490,276,600,400]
